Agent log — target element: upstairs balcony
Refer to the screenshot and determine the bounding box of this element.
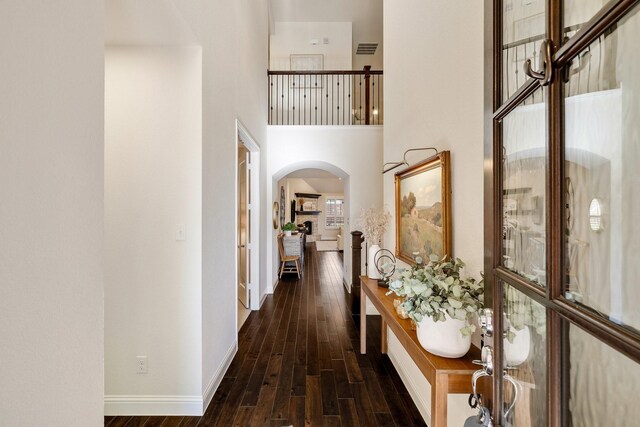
[268,66,383,126]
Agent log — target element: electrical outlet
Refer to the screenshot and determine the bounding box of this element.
[136,356,148,374]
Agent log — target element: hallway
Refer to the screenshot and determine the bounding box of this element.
[105,246,426,427]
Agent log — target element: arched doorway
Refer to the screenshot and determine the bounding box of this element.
[268,161,351,294]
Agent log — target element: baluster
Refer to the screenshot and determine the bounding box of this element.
[349,75,352,125]
[359,74,362,125]
[364,65,371,125]
[336,74,339,125]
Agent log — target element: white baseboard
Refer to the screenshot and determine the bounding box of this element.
[202,341,237,413]
[104,395,203,416]
[105,342,238,417]
[260,289,269,308]
[267,276,279,295]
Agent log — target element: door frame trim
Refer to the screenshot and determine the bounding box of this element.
[235,120,261,321]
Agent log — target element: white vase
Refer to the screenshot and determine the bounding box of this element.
[504,325,531,367]
[416,315,472,358]
[285,230,292,236]
[367,244,381,279]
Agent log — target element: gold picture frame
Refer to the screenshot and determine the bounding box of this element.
[395,151,452,264]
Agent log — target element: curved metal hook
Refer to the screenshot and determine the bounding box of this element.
[523,39,553,86]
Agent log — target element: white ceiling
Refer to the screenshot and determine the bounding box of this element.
[285,168,344,194]
[269,0,383,65]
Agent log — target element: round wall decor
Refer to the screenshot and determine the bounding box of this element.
[272,201,280,230]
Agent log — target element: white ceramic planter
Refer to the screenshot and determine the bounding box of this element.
[284,230,292,236]
[367,244,381,279]
[504,325,531,367]
[417,315,471,358]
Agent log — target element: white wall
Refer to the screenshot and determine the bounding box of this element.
[171,0,269,410]
[267,126,383,292]
[104,0,269,415]
[383,0,484,424]
[0,2,104,426]
[104,47,203,414]
[270,22,353,70]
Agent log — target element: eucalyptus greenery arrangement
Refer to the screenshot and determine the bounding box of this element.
[387,255,484,336]
[282,222,297,231]
[504,285,546,342]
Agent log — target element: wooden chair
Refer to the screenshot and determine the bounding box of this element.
[277,234,301,279]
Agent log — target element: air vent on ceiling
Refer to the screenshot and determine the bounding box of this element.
[356,43,378,55]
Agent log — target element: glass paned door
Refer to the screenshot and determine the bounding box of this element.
[503,283,547,427]
[488,1,640,426]
[502,0,546,101]
[563,3,640,333]
[502,88,547,286]
[568,323,640,425]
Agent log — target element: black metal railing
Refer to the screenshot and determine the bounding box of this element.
[268,66,383,126]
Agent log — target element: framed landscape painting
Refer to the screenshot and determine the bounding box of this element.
[395,151,452,264]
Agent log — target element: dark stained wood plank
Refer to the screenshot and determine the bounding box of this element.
[123,416,148,427]
[213,357,257,426]
[200,376,235,425]
[159,417,183,427]
[319,340,332,370]
[178,417,200,427]
[307,265,320,376]
[318,320,329,343]
[104,416,116,427]
[376,375,416,427]
[320,370,340,416]
[351,382,378,427]
[338,399,361,427]
[328,333,344,360]
[241,283,294,407]
[341,333,364,383]
[269,419,293,427]
[331,359,352,399]
[305,375,323,426]
[374,413,396,427]
[323,415,343,427]
[361,369,390,414]
[231,407,254,427]
[107,417,133,427]
[288,396,306,427]
[291,364,307,396]
[250,354,283,427]
[271,345,296,419]
[141,416,164,427]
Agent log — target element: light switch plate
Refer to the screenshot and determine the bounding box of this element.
[176,224,186,241]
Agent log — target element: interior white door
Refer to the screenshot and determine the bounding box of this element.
[238,146,250,308]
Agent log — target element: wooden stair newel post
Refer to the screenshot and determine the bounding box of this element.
[351,230,364,314]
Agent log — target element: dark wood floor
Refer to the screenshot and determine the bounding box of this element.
[105,245,426,427]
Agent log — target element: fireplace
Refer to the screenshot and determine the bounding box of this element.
[303,220,313,236]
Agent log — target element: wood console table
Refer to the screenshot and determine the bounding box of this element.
[359,276,480,427]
